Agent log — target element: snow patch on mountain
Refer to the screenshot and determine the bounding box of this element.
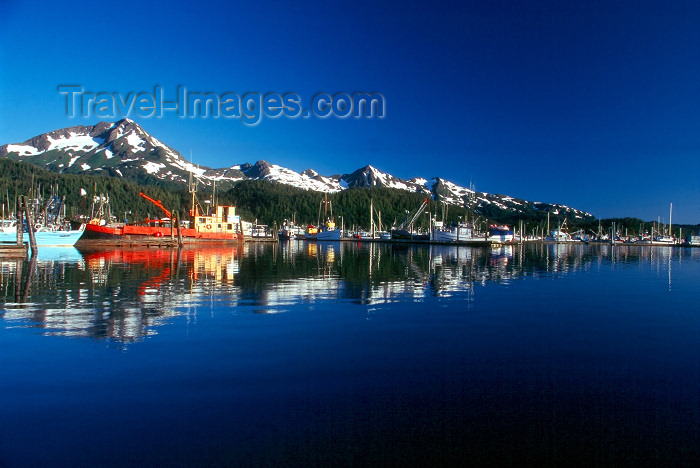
[47,133,103,152]
[124,132,147,152]
[5,144,40,156]
[143,162,166,174]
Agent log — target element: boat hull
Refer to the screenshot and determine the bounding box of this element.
[305,229,342,241]
[81,224,241,243]
[0,228,84,247]
[487,225,514,244]
[431,226,485,243]
[391,229,429,241]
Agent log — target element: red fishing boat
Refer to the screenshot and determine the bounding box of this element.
[81,192,243,243]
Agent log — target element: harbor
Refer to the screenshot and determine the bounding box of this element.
[1,177,696,261]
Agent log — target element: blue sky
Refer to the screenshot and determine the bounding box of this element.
[1,0,699,223]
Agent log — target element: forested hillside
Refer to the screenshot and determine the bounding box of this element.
[2,159,697,236]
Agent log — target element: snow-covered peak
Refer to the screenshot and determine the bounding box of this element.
[239,161,342,192]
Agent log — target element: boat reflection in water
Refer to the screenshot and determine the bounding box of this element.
[0,246,241,344]
[2,241,699,466]
[0,242,689,344]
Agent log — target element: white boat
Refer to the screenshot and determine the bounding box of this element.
[653,203,676,245]
[686,236,700,246]
[652,235,675,245]
[487,225,514,243]
[250,224,274,239]
[638,204,676,245]
[543,218,581,243]
[431,221,484,243]
[0,219,17,234]
[278,224,304,240]
[356,231,376,240]
[545,228,574,242]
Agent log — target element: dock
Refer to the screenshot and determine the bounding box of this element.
[0,242,28,259]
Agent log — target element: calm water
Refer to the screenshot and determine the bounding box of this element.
[1,242,699,466]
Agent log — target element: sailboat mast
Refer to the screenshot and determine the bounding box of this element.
[669,202,673,237]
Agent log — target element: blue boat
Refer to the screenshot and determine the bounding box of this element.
[0,224,85,247]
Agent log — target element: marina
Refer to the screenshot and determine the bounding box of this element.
[0,183,695,260]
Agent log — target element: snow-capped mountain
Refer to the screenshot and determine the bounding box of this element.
[0,119,594,220]
[0,119,222,184]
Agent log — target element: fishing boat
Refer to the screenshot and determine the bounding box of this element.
[0,225,85,247]
[33,226,85,246]
[0,186,87,246]
[278,225,304,240]
[305,220,342,241]
[305,194,342,241]
[278,218,305,240]
[0,212,84,247]
[544,228,573,242]
[391,198,431,240]
[543,218,580,243]
[81,191,243,243]
[487,225,514,244]
[431,220,486,243]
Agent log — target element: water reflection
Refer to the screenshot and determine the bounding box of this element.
[0,242,692,343]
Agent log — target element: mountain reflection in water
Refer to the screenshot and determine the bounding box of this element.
[0,242,691,343]
[2,242,699,466]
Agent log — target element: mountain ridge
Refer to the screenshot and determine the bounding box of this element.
[0,119,594,221]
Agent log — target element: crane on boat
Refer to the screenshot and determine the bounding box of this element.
[398,198,429,231]
[139,192,172,220]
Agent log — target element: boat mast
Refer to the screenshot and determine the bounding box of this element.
[669,202,673,238]
[212,179,216,216]
[188,171,198,219]
[370,198,374,237]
